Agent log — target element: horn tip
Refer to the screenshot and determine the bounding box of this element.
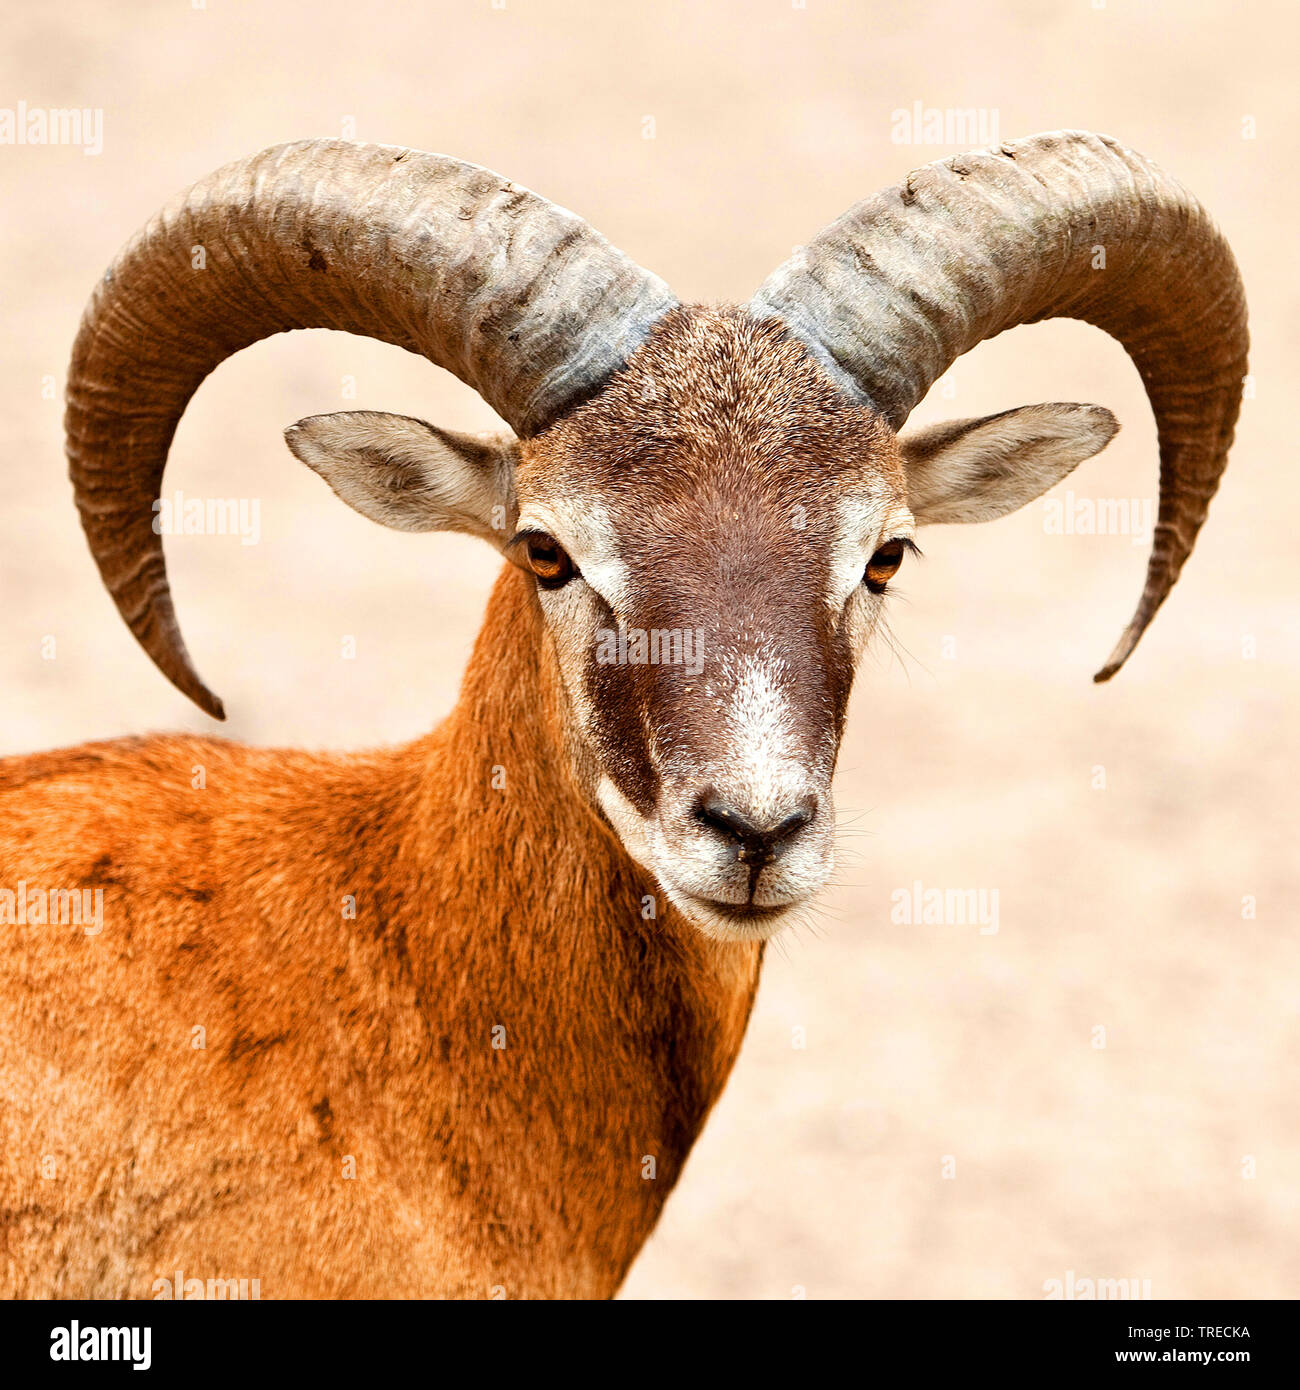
[176,673,225,721]
[198,689,227,722]
[1093,632,1141,684]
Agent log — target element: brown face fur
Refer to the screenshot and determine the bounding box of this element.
[514,307,914,939]
[286,305,1116,942]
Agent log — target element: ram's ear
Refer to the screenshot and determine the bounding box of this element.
[283,411,518,546]
[898,403,1119,525]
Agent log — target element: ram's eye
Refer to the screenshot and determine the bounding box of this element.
[520,533,576,589]
[864,538,908,594]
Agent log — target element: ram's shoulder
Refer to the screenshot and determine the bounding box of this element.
[0,734,236,801]
[0,733,406,857]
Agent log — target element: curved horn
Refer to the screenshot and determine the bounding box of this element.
[749,130,1248,681]
[66,139,677,718]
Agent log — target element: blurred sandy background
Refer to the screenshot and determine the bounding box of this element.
[1,0,1296,1298]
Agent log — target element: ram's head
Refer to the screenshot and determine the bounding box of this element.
[67,133,1247,939]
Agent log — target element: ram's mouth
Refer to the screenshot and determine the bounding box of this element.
[666,887,806,942]
[704,899,793,921]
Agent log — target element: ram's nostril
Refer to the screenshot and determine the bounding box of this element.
[694,794,758,845]
[773,805,814,842]
[693,790,817,864]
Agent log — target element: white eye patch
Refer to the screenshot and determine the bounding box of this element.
[828,489,915,613]
[515,497,631,615]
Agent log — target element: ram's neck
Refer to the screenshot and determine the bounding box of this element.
[405,561,763,1031]
[392,564,763,1295]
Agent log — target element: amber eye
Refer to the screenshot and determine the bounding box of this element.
[864,538,908,594]
[520,533,577,589]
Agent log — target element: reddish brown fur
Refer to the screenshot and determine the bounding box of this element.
[0,564,761,1298]
[0,306,904,1298]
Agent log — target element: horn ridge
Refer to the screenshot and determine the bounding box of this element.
[751,130,1248,679]
[66,139,676,715]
